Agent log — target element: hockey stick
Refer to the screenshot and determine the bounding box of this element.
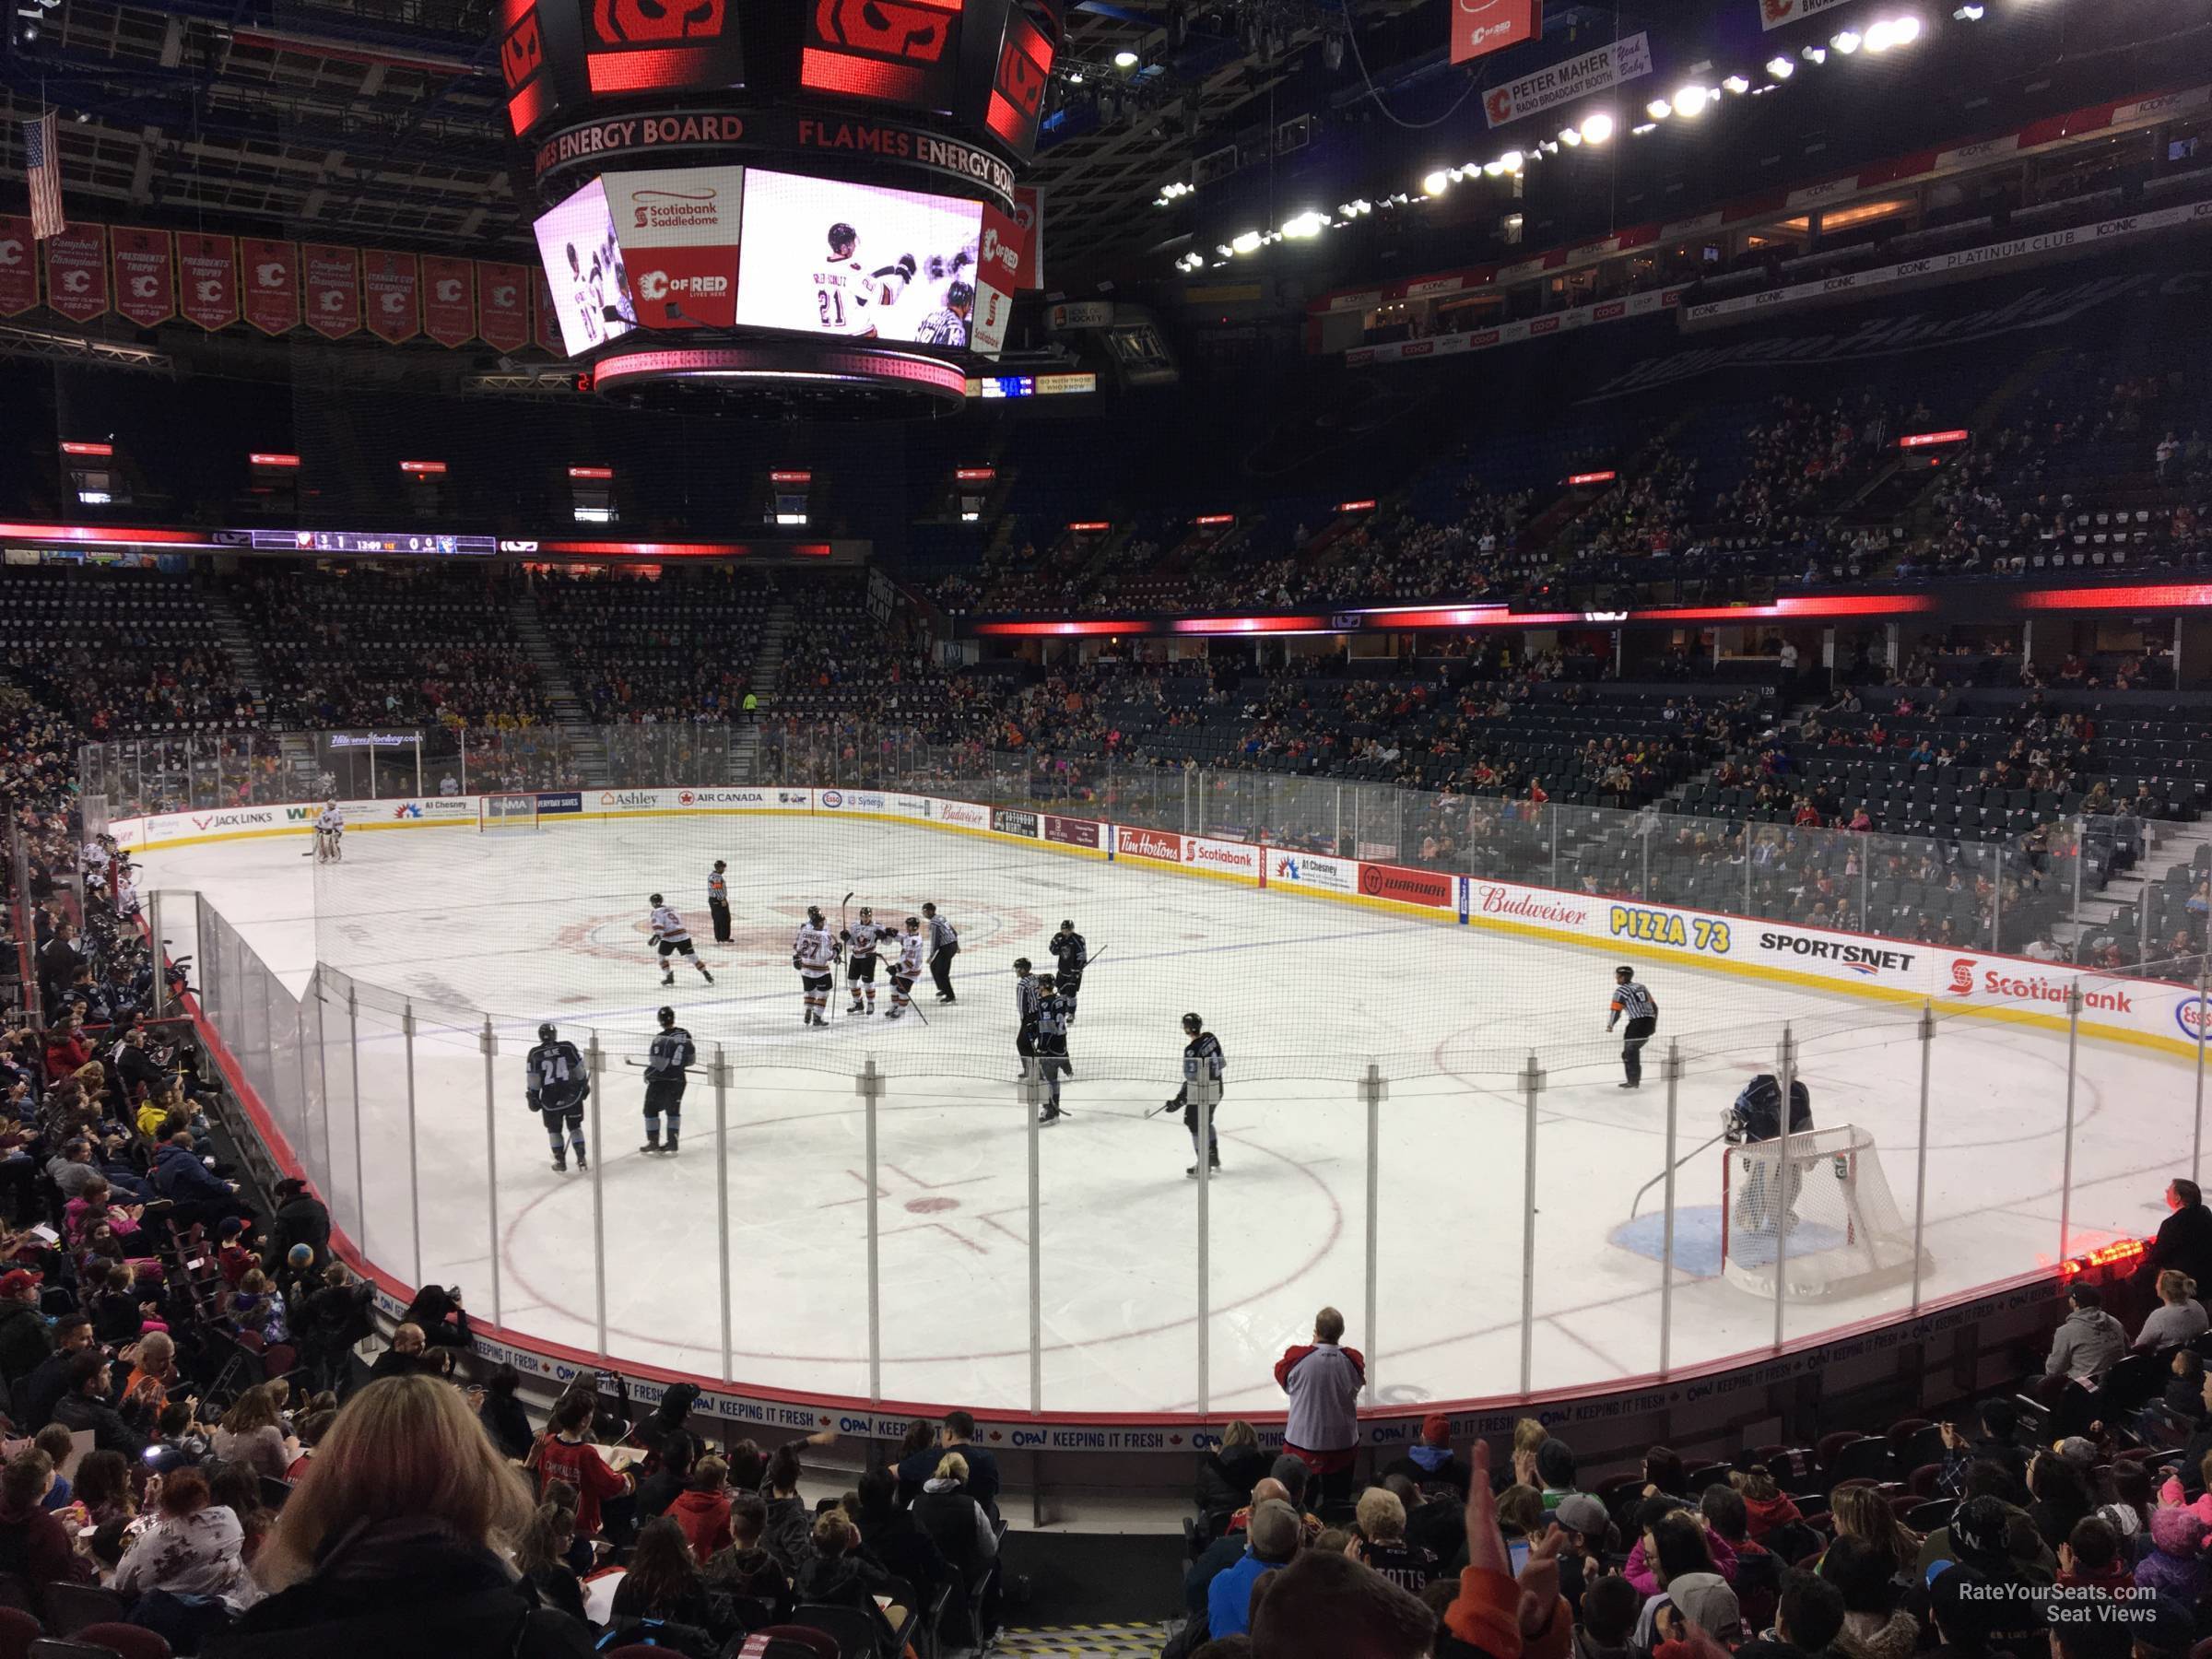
[1628,1129,1729,1218]
[830,890,855,1024]
[620,1057,708,1073]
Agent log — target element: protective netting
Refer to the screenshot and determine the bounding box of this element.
[1722,1124,1931,1300]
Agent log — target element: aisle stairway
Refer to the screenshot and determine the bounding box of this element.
[512,594,609,783]
[749,595,794,704]
[203,584,269,710]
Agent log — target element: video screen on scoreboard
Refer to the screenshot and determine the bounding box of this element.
[735,170,984,351]
[531,178,638,356]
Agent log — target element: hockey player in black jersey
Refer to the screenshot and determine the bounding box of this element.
[526,1022,590,1173]
[642,1006,694,1156]
[1164,1012,1226,1177]
[1724,1071,1815,1233]
[1033,973,1072,1125]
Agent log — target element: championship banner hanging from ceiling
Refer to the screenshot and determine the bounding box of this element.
[41,226,108,324]
[422,255,476,347]
[1452,0,1540,66]
[111,226,175,328]
[478,261,532,353]
[0,217,38,316]
[177,233,238,331]
[304,243,361,339]
[240,239,299,335]
[363,249,421,344]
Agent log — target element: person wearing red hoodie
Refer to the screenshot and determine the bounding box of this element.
[2055,1514,2135,1595]
[1728,1465,1804,1542]
[668,1455,734,1563]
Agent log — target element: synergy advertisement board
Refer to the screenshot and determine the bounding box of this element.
[531,178,639,355]
[735,169,982,348]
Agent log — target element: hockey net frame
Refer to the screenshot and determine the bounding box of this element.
[1720,1124,1930,1300]
[478,792,540,833]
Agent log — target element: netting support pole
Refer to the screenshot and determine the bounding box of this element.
[404,1001,423,1292]
[2060,982,2082,1264]
[1018,1062,1046,1415]
[1191,1072,1223,1419]
[347,986,365,1250]
[712,1044,734,1384]
[586,1031,608,1361]
[1518,1052,1546,1394]
[1992,858,2004,952]
[1548,808,1560,887]
[1859,856,1870,934]
[2072,818,2087,961]
[1912,1001,1934,1313]
[479,1016,503,1330]
[1772,1025,1796,1352]
[1640,830,1650,902]
[2194,958,2208,1188]
[1659,1041,1683,1378]
[459,732,468,796]
[1334,784,1342,856]
[1745,837,1754,916]
[857,1057,885,1406]
[147,891,168,1019]
[1360,1061,1387,1402]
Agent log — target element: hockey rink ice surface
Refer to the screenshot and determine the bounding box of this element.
[143,814,2194,1415]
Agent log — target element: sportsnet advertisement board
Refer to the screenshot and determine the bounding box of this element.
[108,783,2205,1059]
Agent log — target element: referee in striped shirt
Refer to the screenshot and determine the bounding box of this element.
[1607,965,1658,1089]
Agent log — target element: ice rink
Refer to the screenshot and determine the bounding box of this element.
[137,811,2192,1415]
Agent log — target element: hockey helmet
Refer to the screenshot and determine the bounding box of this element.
[1182,1012,1204,1035]
[858,905,873,920]
[657,1006,676,1027]
[649,892,665,906]
[1037,972,1056,992]
[1013,957,1032,974]
[806,905,824,924]
[947,279,975,311]
[828,221,858,256]
[905,916,921,931]
[537,1022,557,1043]
[1059,919,1076,933]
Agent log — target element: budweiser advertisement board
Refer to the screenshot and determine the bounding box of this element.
[110,227,174,328]
[0,216,37,317]
[177,234,238,331]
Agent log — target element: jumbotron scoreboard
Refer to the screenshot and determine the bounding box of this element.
[498,0,1057,407]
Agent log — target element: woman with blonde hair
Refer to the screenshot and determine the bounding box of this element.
[2136,1270,2209,1351]
[1824,1483,1920,1583]
[204,1374,588,1658]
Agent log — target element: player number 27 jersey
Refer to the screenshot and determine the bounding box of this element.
[794,923,838,971]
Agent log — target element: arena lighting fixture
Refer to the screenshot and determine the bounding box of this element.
[1647,97,1673,118]
[1112,48,1138,67]
[1953,4,1983,17]
[1559,125,1582,146]
[1482,159,1505,176]
[1801,44,1827,63]
[1500,149,1524,171]
[1281,210,1326,238]
[1230,229,1263,253]
[1631,122,1658,135]
[1672,84,1710,117]
[1216,243,1234,256]
[1830,29,1861,52]
[1721,74,1749,94]
[1581,112,1615,143]
[1422,169,1450,194]
[1767,53,1795,77]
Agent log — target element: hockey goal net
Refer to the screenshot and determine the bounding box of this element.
[1720,1124,1930,1300]
[478,792,539,833]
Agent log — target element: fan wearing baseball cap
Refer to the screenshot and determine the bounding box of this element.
[1381,1414,1473,1500]
[0,1269,49,1391]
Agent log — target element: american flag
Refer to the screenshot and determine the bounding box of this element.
[23,111,65,241]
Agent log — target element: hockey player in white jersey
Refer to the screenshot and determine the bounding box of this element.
[812,222,916,339]
[646,894,713,989]
[314,801,345,865]
[793,904,840,1027]
[886,916,927,1020]
[841,905,887,1017]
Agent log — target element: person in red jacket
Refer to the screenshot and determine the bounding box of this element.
[1277,1306,1367,1508]
[529,1393,630,1541]
[42,1014,91,1083]
[667,1455,733,1563]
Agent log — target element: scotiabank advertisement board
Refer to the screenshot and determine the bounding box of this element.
[603,166,744,330]
[1184,835,1261,881]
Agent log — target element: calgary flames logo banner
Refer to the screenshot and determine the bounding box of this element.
[801,0,965,108]
[591,0,727,43]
